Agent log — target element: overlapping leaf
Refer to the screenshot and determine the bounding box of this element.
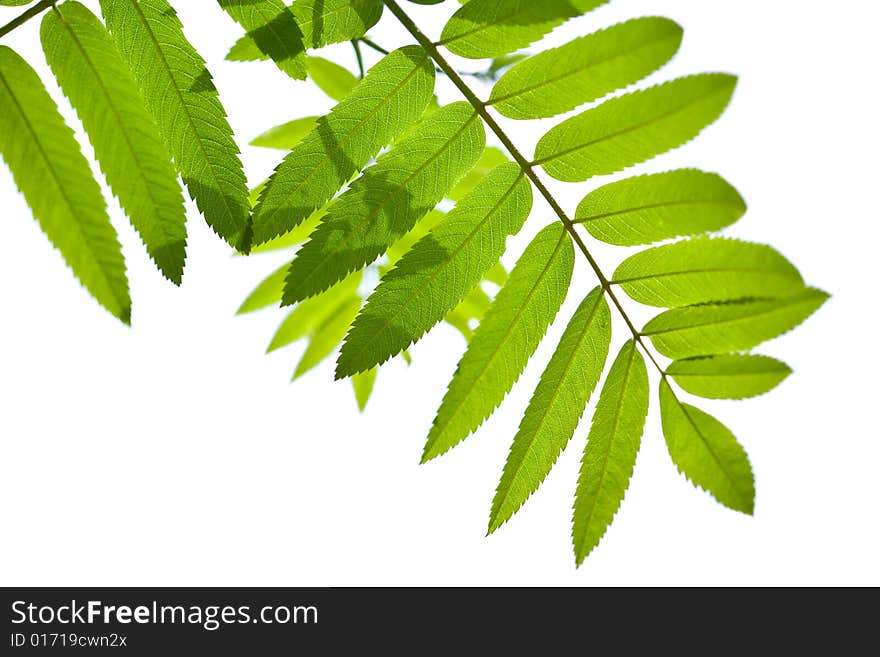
[576,169,746,246]
[282,101,485,304]
[337,162,531,377]
[100,0,251,250]
[252,46,435,244]
[489,17,682,119]
[218,0,307,79]
[0,45,130,322]
[573,340,648,565]
[490,288,611,533]
[41,2,187,283]
[423,223,574,462]
[535,74,737,182]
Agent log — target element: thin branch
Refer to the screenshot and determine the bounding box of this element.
[382,0,666,376]
[351,39,365,79]
[0,0,56,39]
[358,36,503,82]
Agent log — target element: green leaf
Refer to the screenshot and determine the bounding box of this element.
[447,146,508,201]
[294,295,362,378]
[337,162,531,377]
[667,355,792,400]
[423,223,574,462]
[659,380,754,514]
[383,208,447,268]
[41,2,187,284]
[252,46,435,244]
[613,237,805,308]
[535,74,737,182]
[572,340,648,565]
[292,0,383,49]
[443,284,491,340]
[217,0,307,80]
[250,116,319,150]
[100,0,251,250]
[439,0,608,59]
[307,56,358,101]
[489,17,682,119]
[283,101,485,304]
[642,288,829,360]
[0,1,35,6]
[0,45,130,323]
[267,272,362,353]
[490,288,611,533]
[352,368,378,411]
[576,169,746,246]
[237,261,289,314]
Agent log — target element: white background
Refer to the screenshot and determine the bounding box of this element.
[1,0,877,586]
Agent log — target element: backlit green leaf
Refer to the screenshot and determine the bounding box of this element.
[489,17,682,119]
[660,380,754,513]
[307,56,358,101]
[218,0,307,79]
[613,237,804,308]
[666,355,792,400]
[423,223,574,462]
[252,46,434,244]
[573,340,648,565]
[535,74,737,182]
[41,2,187,283]
[490,288,611,533]
[337,162,530,376]
[576,169,746,246]
[0,45,130,322]
[282,101,485,304]
[250,117,319,150]
[642,288,829,359]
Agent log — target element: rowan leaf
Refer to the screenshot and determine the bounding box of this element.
[573,340,648,565]
[447,146,508,201]
[282,101,485,304]
[423,223,574,462]
[217,0,307,80]
[100,0,251,250]
[439,0,608,59]
[490,287,611,533]
[642,288,829,360]
[352,368,378,411]
[250,117,319,150]
[0,45,130,323]
[666,355,792,400]
[659,380,754,514]
[576,169,746,246]
[337,162,531,377]
[41,2,187,283]
[489,17,682,119]
[535,74,737,182]
[613,237,805,308]
[307,56,358,101]
[237,261,289,314]
[252,46,435,244]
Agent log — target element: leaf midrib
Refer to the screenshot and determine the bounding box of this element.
[612,266,800,285]
[577,198,743,223]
